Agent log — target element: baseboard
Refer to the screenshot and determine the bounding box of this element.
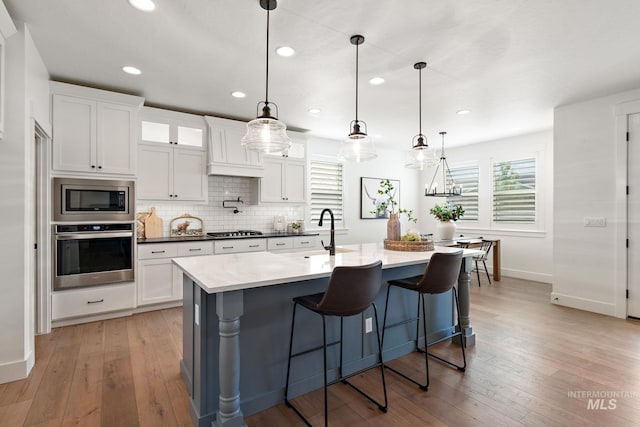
[498,267,552,283]
[133,300,182,314]
[0,349,35,384]
[550,292,617,317]
[52,309,134,328]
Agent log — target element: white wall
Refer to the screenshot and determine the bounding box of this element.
[0,24,50,383]
[553,87,640,318]
[418,130,554,283]
[306,137,422,245]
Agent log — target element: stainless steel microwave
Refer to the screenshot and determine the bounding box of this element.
[53,178,135,222]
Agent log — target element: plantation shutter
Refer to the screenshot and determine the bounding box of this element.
[447,165,479,221]
[492,158,536,223]
[310,161,344,223]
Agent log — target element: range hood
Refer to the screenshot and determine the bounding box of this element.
[205,116,265,178]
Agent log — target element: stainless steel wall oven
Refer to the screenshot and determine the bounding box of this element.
[53,223,134,290]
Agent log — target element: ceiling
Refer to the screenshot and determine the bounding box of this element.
[6,0,640,149]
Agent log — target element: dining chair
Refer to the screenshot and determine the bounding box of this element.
[473,240,493,286]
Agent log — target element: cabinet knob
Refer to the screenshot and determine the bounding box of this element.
[91,165,96,169]
[174,194,178,198]
[98,165,102,169]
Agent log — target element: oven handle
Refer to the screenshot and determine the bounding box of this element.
[55,232,133,240]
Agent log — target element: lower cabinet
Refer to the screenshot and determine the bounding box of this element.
[137,241,213,306]
[267,235,319,252]
[214,239,266,254]
[51,282,136,321]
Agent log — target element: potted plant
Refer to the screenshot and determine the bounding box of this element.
[372,179,417,241]
[429,203,464,240]
[290,222,301,234]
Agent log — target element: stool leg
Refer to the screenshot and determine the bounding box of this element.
[322,315,328,427]
[381,284,393,348]
[453,287,467,371]
[483,260,491,285]
[421,293,430,391]
[475,259,481,286]
[284,302,298,403]
[372,303,388,411]
[415,293,421,351]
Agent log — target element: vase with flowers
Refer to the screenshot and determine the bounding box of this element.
[429,202,464,240]
[372,179,417,241]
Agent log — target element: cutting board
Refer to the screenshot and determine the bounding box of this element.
[144,207,163,238]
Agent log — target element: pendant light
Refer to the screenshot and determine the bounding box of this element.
[424,132,463,197]
[241,0,291,154]
[405,62,437,170]
[337,35,377,162]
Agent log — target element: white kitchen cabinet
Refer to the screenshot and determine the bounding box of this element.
[141,106,206,149]
[214,239,266,254]
[267,235,319,253]
[50,82,144,176]
[205,116,264,177]
[137,142,207,201]
[51,282,135,322]
[260,158,306,203]
[137,241,213,306]
[0,11,17,140]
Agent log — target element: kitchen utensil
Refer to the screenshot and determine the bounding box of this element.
[144,207,163,238]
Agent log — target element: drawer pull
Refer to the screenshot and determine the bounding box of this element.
[189,248,202,252]
[222,246,234,249]
[299,241,310,244]
[151,250,166,254]
[249,245,260,248]
[276,243,286,246]
[87,299,104,304]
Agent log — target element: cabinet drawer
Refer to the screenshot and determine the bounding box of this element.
[214,239,266,254]
[268,237,293,251]
[138,243,178,259]
[52,283,135,320]
[293,235,318,249]
[177,241,214,257]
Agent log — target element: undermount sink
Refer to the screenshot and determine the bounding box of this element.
[302,248,354,257]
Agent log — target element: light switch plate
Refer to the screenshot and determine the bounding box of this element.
[195,303,200,325]
[584,217,607,227]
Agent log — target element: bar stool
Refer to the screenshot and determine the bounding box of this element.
[382,251,466,391]
[284,260,388,426]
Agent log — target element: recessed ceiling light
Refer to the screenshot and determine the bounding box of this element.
[128,0,156,12]
[369,77,385,85]
[122,66,142,75]
[276,46,295,57]
[456,109,471,115]
[308,108,321,114]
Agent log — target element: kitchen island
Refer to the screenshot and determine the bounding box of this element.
[174,243,480,427]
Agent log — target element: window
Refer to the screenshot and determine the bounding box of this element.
[492,158,536,223]
[309,160,344,224]
[447,165,479,221]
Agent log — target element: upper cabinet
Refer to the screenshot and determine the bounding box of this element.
[205,116,264,177]
[141,106,205,149]
[259,135,307,204]
[137,107,207,202]
[50,82,144,176]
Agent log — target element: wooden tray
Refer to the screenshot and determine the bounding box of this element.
[384,238,434,252]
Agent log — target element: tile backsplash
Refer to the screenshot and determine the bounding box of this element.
[137,175,305,236]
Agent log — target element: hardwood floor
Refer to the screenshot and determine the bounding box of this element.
[1,277,639,426]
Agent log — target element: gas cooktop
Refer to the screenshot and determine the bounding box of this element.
[207,230,264,238]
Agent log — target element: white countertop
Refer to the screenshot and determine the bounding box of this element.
[173,242,481,294]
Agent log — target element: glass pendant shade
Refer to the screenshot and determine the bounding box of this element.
[405,135,437,169]
[242,116,291,154]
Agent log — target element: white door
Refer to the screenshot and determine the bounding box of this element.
[628,113,640,317]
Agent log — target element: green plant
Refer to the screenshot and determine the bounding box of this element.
[291,222,301,230]
[371,179,417,223]
[429,203,464,221]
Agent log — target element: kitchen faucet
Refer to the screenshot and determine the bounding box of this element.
[318,208,335,256]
